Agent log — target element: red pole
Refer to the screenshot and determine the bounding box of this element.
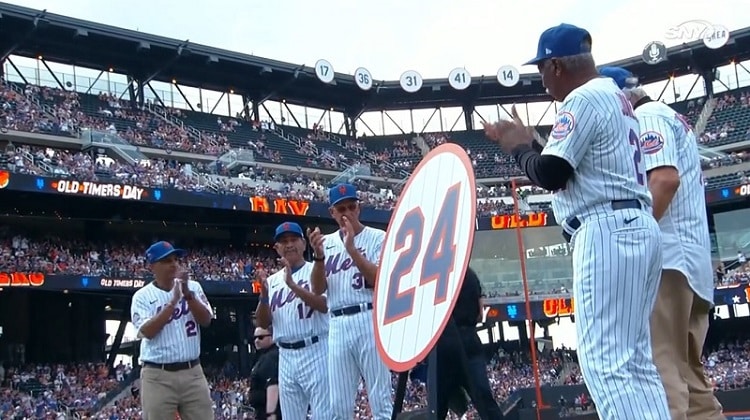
[510,179,546,420]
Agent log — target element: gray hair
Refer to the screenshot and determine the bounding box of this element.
[557,53,596,73]
[624,86,649,102]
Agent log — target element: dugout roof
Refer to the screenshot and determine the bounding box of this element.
[1,2,749,114]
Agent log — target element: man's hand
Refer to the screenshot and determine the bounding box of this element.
[340,216,356,252]
[483,105,534,154]
[176,268,192,299]
[170,278,182,305]
[306,227,325,257]
[279,257,295,287]
[256,267,269,297]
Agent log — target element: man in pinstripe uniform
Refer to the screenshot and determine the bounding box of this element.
[484,24,669,419]
[130,241,214,420]
[309,183,393,420]
[601,66,724,420]
[255,221,330,419]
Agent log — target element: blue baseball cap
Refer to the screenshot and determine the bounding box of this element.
[274,222,304,241]
[524,23,592,65]
[146,241,186,264]
[329,183,358,206]
[599,66,640,90]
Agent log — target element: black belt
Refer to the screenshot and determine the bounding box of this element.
[278,335,320,350]
[562,200,642,243]
[142,358,200,372]
[331,303,373,317]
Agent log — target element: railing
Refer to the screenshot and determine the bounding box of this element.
[190,171,220,192]
[694,96,718,136]
[80,128,148,164]
[328,131,404,174]
[146,103,208,144]
[274,127,319,155]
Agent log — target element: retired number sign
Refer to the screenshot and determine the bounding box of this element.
[374,143,477,372]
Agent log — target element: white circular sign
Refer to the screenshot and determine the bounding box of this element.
[374,143,477,372]
[399,70,423,93]
[314,59,335,84]
[354,67,373,91]
[497,65,520,87]
[703,24,730,49]
[448,67,471,91]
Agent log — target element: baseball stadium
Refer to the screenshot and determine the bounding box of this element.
[0,2,749,419]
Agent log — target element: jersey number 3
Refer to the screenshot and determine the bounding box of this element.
[628,129,645,186]
[383,183,461,325]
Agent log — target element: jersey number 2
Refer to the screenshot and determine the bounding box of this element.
[383,183,461,325]
[628,129,645,186]
[185,320,197,337]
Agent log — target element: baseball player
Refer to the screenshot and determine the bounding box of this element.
[601,66,724,419]
[254,221,330,420]
[308,183,393,420]
[130,241,214,420]
[483,24,670,419]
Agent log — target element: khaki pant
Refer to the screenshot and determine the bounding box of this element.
[140,364,214,420]
[650,269,725,420]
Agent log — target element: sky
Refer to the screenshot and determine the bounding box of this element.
[7,1,743,352]
[4,0,750,133]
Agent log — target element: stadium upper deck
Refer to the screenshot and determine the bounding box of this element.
[3,3,750,301]
[1,3,750,184]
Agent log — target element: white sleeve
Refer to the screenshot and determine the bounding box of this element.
[541,95,600,169]
[638,113,678,172]
[130,292,152,339]
[190,281,215,318]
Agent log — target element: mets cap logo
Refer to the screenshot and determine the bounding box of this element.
[640,131,665,155]
[338,185,348,194]
[283,222,290,231]
[550,112,575,141]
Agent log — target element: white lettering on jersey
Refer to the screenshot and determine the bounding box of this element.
[322,226,385,310]
[267,261,329,343]
[542,77,653,223]
[636,101,713,304]
[130,280,213,364]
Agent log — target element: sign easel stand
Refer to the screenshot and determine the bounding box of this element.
[390,349,439,420]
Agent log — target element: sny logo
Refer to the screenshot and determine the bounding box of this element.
[664,20,729,49]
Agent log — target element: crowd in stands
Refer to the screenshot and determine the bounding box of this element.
[0,141,552,217]
[0,362,128,419]
[3,79,750,218]
[0,349,565,419]
[0,229,281,282]
[6,337,750,419]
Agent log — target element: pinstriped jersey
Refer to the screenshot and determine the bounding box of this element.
[267,261,329,343]
[636,101,713,304]
[542,77,653,223]
[130,280,213,364]
[323,226,385,310]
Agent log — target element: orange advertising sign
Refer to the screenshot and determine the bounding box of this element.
[249,196,310,216]
[543,297,574,317]
[490,212,549,230]
[0,272,45,287]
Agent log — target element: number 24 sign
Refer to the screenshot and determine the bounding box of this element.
[373,144,477,372]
